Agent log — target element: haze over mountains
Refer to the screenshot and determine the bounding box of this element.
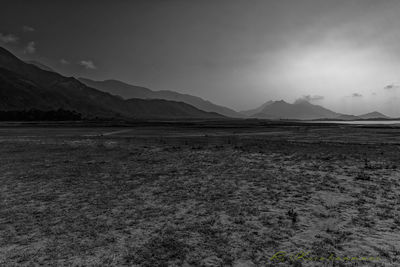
[78,78,391,120]
[0,46,392,121]
[78,78,244,118]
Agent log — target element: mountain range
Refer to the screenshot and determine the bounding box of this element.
[0,46,392,121]
[78,78,391,120]
[0,46,224,119]
[78,78,244,118]
[241,100,390,120]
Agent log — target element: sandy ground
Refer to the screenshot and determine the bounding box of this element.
[1,124,400,266]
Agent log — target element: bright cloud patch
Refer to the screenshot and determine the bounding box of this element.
[79,60,96,69]
[24,41,36,54]
[0,33,18,43]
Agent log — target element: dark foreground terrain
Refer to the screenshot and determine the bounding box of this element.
[1,121,400,266]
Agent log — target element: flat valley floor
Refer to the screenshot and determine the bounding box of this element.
[1,121,400,266]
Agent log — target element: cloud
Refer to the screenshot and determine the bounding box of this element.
[352,93,363,97]
[23,41,36,54]
[384,84,400,90]
[0,33,18,43]
[79,60,96,69]
[295,94,324,103]
[60,59,69,65]
[22,26,35,32]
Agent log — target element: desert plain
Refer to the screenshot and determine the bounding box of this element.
[1,121,400,266]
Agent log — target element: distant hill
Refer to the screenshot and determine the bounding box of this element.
[24,60,54,72]
[358,111,390,119]
[240,101,273,116]
[78,78,243,118]
[245,100,392,120]
[0,46,225,119]
[319,112,391,121]
[252,100,340,120]
[335,114,361,120]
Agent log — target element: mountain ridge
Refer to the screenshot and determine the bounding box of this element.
[251,100,340,120]
[78,78,244,118]
[24,60,54,72]
[244,99,391,120]
[358,111,389,119]
[1,47,393,121]
[240,101,274,116]
[0,46,225,119]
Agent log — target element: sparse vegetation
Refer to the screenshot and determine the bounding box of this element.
[287,208,298,225]
[0,123,398,266]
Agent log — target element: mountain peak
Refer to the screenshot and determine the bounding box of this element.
[359,111,390,119]
[293,99,312,105]
[239,100,273,116]
[251,98,339,120]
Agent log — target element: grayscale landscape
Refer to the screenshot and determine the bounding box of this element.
[1,0,400,266]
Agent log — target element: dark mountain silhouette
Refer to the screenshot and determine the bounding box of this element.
[24,60,54,72]
[0,47,225,119]
[252,100,340,120]
[78,78,243,118]
[240,101,274,116]
[358,111,390,119]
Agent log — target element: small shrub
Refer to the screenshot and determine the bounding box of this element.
[287,208,298,224]
[355,171,371,181]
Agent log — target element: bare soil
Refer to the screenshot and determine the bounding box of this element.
[1,123,400,266]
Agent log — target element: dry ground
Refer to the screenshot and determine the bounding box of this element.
[1,124,400,266]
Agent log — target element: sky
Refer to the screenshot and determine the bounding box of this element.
[1,0,400,116]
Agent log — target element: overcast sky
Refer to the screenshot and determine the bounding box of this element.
[1,0,400,115]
